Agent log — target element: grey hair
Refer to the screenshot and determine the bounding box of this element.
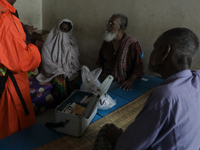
[161,28,199,67]
[111,13,128,30]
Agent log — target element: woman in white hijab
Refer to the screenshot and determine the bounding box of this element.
[36,19,81,103]
[36,18,80,83]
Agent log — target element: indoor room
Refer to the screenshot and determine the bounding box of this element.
[1,0,200,149]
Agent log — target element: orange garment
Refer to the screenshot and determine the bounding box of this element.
[0,0,41,139]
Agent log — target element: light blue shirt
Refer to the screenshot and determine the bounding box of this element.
[116,70,200,150]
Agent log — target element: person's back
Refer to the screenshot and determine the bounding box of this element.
[115,70,200,150]
[139,70,200,149]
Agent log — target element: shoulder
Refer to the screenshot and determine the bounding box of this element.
[123,35,142,51]
[146,77,190,111]
[151,84,173,100]
[124,35,139,43]
[148,74,192,107]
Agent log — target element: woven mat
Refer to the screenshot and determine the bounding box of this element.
[33,89,152,150]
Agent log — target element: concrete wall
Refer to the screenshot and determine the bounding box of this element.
[14,0,42,29]
[17,0,200,71]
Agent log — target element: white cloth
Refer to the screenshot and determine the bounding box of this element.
[36,19,80,83]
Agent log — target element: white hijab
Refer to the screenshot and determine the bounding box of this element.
[36,19,80,83]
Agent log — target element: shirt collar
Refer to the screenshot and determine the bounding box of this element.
[161,69,192,84]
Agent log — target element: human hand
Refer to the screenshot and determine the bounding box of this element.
[120,74,137,90]
[120,79,134,90]
[102,123,123,145]
[23,24,37,35]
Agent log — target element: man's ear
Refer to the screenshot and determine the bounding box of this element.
[161,45,171,61]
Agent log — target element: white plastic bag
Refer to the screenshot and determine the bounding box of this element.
[97,93,116,110]
[81,65,102,93]
[81,65,116,110]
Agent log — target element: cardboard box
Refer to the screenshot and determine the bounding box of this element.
[55,75,114,137]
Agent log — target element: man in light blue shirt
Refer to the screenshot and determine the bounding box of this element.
[99,28,200,150]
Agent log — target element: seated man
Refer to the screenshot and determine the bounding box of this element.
[94,28,200,149]
[96,13,144,91]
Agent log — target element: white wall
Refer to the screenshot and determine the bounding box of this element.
[14,0,42,29]
[42,0,200,71]
[15,0,200,71]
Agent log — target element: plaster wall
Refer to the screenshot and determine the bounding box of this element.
[14,0,42,29]
[17,0,200,71]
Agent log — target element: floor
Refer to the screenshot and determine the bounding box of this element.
[35,107,55,125]
[34,89,151,150]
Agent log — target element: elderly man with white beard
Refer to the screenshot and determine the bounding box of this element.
[96,13,144,91]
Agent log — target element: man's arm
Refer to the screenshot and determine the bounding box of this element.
[0,13,41,73]
[115,95,171,150]
[21,43,41,72]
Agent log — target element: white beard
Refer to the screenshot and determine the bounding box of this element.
[103,31,118,42]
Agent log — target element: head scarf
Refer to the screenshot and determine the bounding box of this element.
[36,19,80,83]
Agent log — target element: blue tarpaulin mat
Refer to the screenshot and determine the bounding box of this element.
[0,123,60,150]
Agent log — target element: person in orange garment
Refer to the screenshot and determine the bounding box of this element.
[0,0,41,139]
[8,0,37,43]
